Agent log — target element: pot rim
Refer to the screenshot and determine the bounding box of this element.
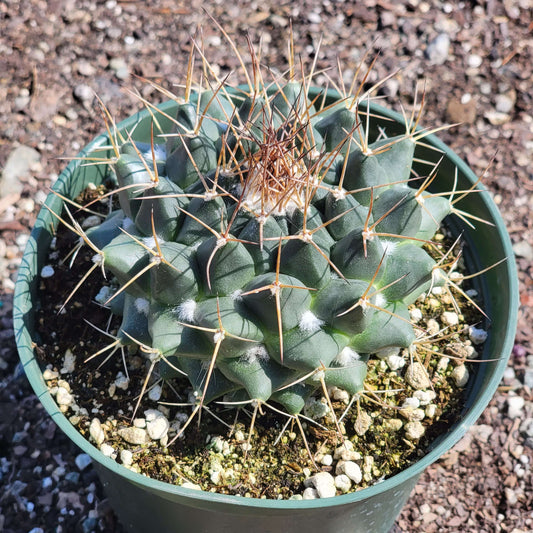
[14,92,519,510]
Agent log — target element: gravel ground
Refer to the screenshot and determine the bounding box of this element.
[1,1,532,532]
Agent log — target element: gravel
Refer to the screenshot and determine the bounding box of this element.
[1,0,532,531]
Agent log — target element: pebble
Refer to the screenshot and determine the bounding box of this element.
[336,460,362,483]
[441,311,459,326]
[146,413,170,441]
[308,471,336,498]
[0,145,41,197]
[56,386,74,406]
[467,54,483,68]
[109,57,129,80]
[334,474,352,493]
[100,443,115,457]
[114,372,129,390]
[468,326,488,345]
[495,93,516,114]
[118,427,149,445]
[73,84,94,102]
[89,418,105,446]
[470,424,493,443]
[353,410,372,436]
[512,240,533,262]
[148,384,162,402]
[405,362,431,390]
[302,487,318,500]
[507,396,525,419]
[404,420,425,440]
[61,349,76,374]
[77,61,96,77]
[425,404,437,418]
[120,449,133,466]
[181,482,202,491]
[425,33,450,65]
[451,364,469,387]
[75,453,92,471]
[320,454,333,466]
[414,390,436,405]
[446,97,477,124]
[409,308,423,323]
[485,110,511,125]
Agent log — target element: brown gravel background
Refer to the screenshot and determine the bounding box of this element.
[1,1,532,532]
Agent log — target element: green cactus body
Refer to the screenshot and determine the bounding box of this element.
[88,82,454,414]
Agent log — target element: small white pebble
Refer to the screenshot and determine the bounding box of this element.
[43,368,59,380]
[425,404,437,418]
[402,397,420,410]
[404,420,425,440]
[409,308,423,323]
[133,418,146,428]
[100,443,115,457]
[320,454,333,466]
[309,471,336,498]
[75,453,92,470]
[89,418,105,446]
[56,386,73,406]
[40,265,55,278]
[148,384,162,402]
[114,372,129,390]
[334,474,352,493]
[118,427,149,445]
[146,414,170,440]
[469,326,488,345]
[426,319,440,336]
[441,311,459,326]
[302,487,318,500]
[60,349,76,374]
[120,449,133,466]
[81,215,102,229]
[413,390,436,405]
[507,395,525,419]
[336,461,362,483]
[451,365,470,387]
[405,362,431,390]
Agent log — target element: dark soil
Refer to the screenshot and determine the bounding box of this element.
[1,1,532,532]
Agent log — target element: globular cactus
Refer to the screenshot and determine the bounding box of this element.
[75,40,462,426]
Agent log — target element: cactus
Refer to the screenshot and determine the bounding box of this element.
[58,33,481,442]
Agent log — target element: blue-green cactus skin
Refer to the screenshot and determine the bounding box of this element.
[90,84,452,414]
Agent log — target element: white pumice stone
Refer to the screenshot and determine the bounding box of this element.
[441,311,459,326]
[334,474,352,493]
[451,364,469,387]
[100,443,115,457]
[56,386,73,406]
[405,362,431,390]
[302,487,318,500]
[507,395,525,419]
[404,420,425,440]
[118,427,150,445]
[336,460,362,483]
[89,418,105,446]
[308,472,336,498]
[469,326,488,345]
[120,449,133,466]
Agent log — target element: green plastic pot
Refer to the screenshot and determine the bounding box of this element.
[14,90,519,533]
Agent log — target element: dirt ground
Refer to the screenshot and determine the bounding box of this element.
[0,1,532,532]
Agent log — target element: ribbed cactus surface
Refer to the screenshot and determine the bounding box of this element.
[86,81,452,415]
